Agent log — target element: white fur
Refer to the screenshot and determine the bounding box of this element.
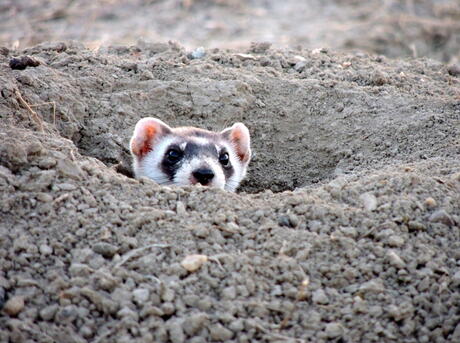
[133,136,175,185]
[219,140,246,192]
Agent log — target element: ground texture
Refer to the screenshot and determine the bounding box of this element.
[1,1,460,343]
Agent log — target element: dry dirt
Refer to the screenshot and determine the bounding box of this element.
[1,1,460,343]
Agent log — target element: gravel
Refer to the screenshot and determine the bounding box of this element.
[0,40,459,343]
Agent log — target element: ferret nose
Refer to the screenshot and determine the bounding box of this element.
[193,168,214,185]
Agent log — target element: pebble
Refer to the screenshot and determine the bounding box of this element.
[387,250,406,269]
[312,289,329,304]
[181,254,208,272]
[9,55,40,70]
[387,235,405,247]
[294,60,307,72]
[359,279,385,293]
[0,47,9,56]
[39,304,59,321]
[325,322,344,338]
[133,288,150,305]
[3,296,25,316]
[69,263,92,277]
[176,201,186,215]
[39,244,53,255]
[161,302,176,315]
[360,193,377,211]
[340,226,358,238]
[210,323,234,341]
[189,47,205,59]
[429,210,455,226]
[161,288,176,302]
[424,197,437,208]
[117,306,138,320]
[167,320,186,343]
[92,242,118,258]
[234,53,257,61]
[183,312,208,335]
[452,271,460,286]
[447,64,460,77]
[221,286,237,300]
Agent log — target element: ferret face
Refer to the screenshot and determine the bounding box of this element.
[130,118,251,192]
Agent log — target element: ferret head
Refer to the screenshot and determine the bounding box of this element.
[130,117,251,192]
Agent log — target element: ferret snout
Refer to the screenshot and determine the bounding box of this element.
[192,168,215,185]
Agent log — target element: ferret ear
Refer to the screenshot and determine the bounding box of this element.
[130,117,171,159]
[221,122,251,164]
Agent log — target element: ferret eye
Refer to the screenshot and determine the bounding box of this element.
[219,152,230,167]
[165,148,183,164]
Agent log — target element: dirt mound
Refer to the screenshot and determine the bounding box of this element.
[1,42,460,342]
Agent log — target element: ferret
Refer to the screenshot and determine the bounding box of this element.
[130,117,251,192]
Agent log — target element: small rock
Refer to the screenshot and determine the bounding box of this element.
[39,304,59,321]
[181,254,208,272]
[117,306,139,320]
[387,235,405,247]
[183,312,208,335]
[0,47,9,56]
[92,242,118,258]
[371,71,388,86]
[57,183,77,191]
[167,320,186,343]
[133,288,150,305]
[3,296,25,316]
[452,271,460,286]
[360,193,377,211]
[359,279,385,293]
[210,323,234,341]
[193,226,209,238]
[39,244,53,255]
[80,287,118,315]
[221,286,237,300]
[447,64,460,77]
[325,322,344,338]
[234,53,257,61]
[408,221,426,231]
[55,305,78,323]
[312,47,328,54]
[161,288,176,302]
[294,60,307,72]
[387,250,406,269]
[176,201,186,215]
[161,302,176,315]
[69,263,92,277]
[312,289,329,304]
[340,226,357,238]
[429,210,455,226]
[189,47,205,59]
[9,56,40,70]
[424,197,437,208]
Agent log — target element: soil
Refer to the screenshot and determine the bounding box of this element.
[1,0,460,62]
[1,1,460,343]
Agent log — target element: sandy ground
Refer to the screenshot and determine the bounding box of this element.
[1,0,460,62]
[1,0,460,342]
